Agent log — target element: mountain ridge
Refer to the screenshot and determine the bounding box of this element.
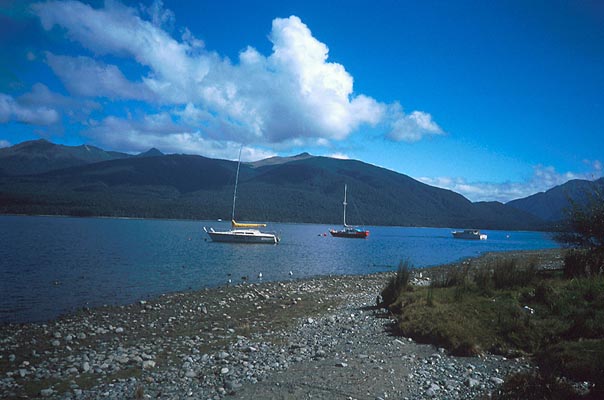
[0,139,596,229]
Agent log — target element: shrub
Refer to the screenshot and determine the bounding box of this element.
[493,259,536,289]
[537,339,604,397]
[432,263,470,288]
[564,249,604,278]
[492,371,578,400]
[380,260,412,307]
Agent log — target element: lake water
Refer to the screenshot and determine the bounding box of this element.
[0,215,559,324]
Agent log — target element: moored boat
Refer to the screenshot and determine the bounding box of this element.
[329,184,369,239]
[204,147,279,244]
[452,229,487,240]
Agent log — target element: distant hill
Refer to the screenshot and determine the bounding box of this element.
[507,178,604,222]
[0,139,166,176]
[0,140,545,229]
[0,139,130,176]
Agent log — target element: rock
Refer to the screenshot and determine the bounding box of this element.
[490,377,504,385]
[142,360,156,369]
[466,378,479,388]
[335,362,348,367]
[184,369,197,378]
[220,367,229,374]
[115,327,124,334]
[76,332,86,340]
[40,388,54,397]
[51,339,60,347]
[82,361,91,372]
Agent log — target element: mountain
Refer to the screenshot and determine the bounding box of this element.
[0,139,130,176]
[136,148,164,158]
[249,152,313,168]
[0,140,543,229]
[507,178,604,222]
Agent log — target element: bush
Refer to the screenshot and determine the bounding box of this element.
[380,260,412,307]
[432,263,470,288]
[493,259,536,289]
[537,339,604,397]
[492,371,578,400]
[564,249,604,278]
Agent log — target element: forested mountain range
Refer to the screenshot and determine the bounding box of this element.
[0,139,599,230]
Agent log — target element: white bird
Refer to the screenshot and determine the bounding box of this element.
[258,272,263,279]
[289,271,293,276]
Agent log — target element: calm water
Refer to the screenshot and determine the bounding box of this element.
[0,215,559,324]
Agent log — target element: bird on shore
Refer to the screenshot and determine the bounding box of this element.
[289,271,293,276]
[258,272,263,279]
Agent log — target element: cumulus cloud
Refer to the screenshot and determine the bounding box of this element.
[0,92,59,125]
[0,140,11,148]
[419,163,604,203]
[45,53,155,100]
[85,112,274,160]
[387,104,444,142]
[29,1,441,153]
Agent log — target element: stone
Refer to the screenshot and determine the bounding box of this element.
[40,388,54,397]
[490,377,504,385]
[142,360,156,369]
[466,378,479,388]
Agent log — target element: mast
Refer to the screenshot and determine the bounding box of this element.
[231,145,243,222]
[343,184,348,227]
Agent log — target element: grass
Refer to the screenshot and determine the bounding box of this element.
[383,251,604,397]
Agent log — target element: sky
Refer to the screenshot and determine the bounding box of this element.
[0,0,603,202]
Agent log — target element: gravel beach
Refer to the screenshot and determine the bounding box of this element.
[0,249,563,399]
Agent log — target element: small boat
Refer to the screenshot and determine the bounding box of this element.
[204,147,279,244]
[204,224,279,244]
[452,229,487,240]
[329,184,369,239]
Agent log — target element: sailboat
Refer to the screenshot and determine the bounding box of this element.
[203,147,280,244]
[329,184,369,239]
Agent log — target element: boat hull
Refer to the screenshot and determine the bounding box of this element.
[205,228,279,244]
[452,230,487,240]
[329,229,369,239]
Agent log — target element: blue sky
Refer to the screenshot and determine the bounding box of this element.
[1,0,602,202]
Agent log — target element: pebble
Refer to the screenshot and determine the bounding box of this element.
[0,274,536,400]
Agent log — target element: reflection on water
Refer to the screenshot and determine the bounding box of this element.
[0,216,558,323]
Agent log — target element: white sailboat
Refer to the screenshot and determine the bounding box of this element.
[204,147,279,244]
[329,184,369,239]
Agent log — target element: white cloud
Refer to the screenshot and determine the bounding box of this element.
[84,112,274,161]
[30,1,442,153]
[419,163,604,203]
[0,140,11,148]
[45,53,155,100]
[328,152,350,159]
[387,104,444,142]
[0,92,59,125]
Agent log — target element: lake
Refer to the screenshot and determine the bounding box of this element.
[0,215,559,324]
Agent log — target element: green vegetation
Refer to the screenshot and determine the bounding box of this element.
[381,254,604,398]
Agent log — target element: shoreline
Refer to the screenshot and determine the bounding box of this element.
[0,248,563,399]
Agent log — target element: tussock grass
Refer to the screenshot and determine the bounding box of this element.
[383,251,604,397]
[380,260,412,307]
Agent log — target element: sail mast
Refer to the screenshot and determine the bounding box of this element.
[343,184,348,227]
[231,145,243,222]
